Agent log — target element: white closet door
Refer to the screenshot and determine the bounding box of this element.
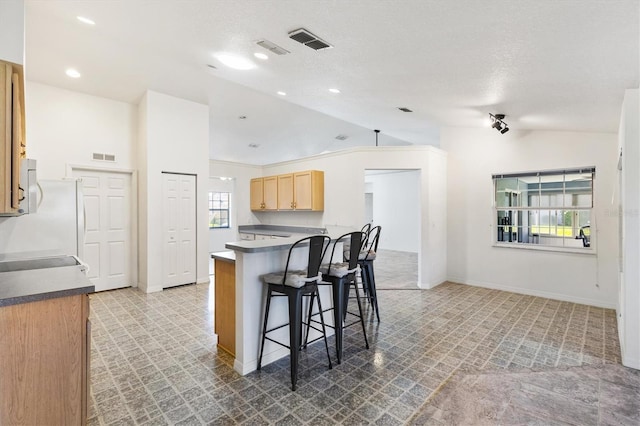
[162,173,196,288]
[74,169,133,292]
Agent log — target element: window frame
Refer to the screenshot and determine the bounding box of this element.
[492,167,595,253]
[209,191,231,229]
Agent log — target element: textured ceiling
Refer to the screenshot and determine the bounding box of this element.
[24,0,639,165]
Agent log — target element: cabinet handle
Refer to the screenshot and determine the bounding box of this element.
[290,202,293,208]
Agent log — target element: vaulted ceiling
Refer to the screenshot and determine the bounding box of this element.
[25,1,639,165]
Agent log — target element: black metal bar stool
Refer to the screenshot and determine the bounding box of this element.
[257,235,332,391]
[308,231,369,364]
[359,225,381,322]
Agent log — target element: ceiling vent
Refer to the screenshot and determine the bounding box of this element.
[288,28,333,50]
[256,39,290,55]
[398,107,413,112]
[335,134,348,141]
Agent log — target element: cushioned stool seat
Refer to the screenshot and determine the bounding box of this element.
[262,271,322,288]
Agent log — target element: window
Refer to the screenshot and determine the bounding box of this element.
[493,168,594,250]
[209,192,230,229]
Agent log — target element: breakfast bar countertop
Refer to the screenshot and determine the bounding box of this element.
[226,225,357,253]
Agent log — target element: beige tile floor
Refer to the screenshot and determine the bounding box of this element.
[87,276,627,425]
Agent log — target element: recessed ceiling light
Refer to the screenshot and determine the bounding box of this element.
[214,53,256,70]
[66,68,81,78]
[76,16,95,25]
[238,115,247,120]
[329,88,341,94]
[254,52,268,60]
[277,91,286,96]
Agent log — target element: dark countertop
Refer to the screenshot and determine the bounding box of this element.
[211,251,236,262]
[0,255,95,308]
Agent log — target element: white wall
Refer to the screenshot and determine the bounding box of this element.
[208,176,236,253]
[365,170,420,252]
[25,82,137,179]
[618,89,640,369]
[442,127,619,308]
[138,91,209,292]
[0,1,24,65]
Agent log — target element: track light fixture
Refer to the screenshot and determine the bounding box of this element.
[489,113,509,134]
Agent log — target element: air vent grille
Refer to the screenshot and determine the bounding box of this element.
[92,152,116,162]
[256,39,290,55]
[288,28,333,51]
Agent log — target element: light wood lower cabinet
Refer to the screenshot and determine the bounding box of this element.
[214,259,236,356]
[0,294,90,425]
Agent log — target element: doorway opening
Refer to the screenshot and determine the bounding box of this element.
[364,169,420,289]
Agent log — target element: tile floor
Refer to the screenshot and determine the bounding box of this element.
[88,280,627,425]
[372,250,418,290]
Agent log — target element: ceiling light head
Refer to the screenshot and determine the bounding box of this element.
[66,68,81,78]
[214,53,256,70]
[489,113,509,134]
[76,16,95,25]
[254,52,268,60]
[277,91,286,96]
[329,88,341,94]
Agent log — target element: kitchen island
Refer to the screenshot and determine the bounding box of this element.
[221,226,353,375]
[0,254,94,425]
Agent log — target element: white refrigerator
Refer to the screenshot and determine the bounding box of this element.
[0,179,84,259]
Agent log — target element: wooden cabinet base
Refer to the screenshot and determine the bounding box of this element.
[0,294,89,425]
[214,259,236,356]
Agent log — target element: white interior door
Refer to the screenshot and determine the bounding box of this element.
[74,169,133,291]
[162,173,196,288]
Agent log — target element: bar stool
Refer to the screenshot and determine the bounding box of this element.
[309,231,369,364]
[359,225,381,322]
[257,235,332,391]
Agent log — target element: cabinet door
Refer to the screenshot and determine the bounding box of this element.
[263,176,278,210]
[0,64,11,213]
[250,178,264,211]
[277,174,294,210]
[294,170,324,211]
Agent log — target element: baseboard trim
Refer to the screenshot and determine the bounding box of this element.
[196,276,210,284]
[234,346,290,376]
[447,276,616,309]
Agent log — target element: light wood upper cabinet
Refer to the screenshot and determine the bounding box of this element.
[0,60,25,215]
[250,176,278,211]
[277,174,294,210]
[251,170,324,212]
[294,170,324,210]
